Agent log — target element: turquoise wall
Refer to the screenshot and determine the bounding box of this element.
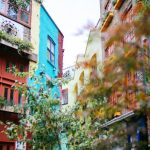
[38,5,60,98]
[39,5,59,78]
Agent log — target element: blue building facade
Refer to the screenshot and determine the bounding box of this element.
[37,5,63,98]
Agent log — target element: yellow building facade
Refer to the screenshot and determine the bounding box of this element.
[62,29,103,110]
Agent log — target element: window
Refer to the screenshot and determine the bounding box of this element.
[5,62,17,73]
[10,89,14,105]
[0,0,31,25]
[0,0,6,13]
[62,89,68,105]
[0,145,3,150]
[47,37,55,65]
[12,63,16,73]
[7,3,18,20]
[4,87,8,100]
[6,62,10,72]
[7,145,10,150]
[3,87,15,105]
[18,92,22,105]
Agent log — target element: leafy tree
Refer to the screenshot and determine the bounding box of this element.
[65,0,150,149]
[2,0,150,150]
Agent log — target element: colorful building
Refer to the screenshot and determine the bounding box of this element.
[0,0,38,149]
[36,5,64,98]
[99,0,149,148]
[62,29,102,109]
[0,0,64,149]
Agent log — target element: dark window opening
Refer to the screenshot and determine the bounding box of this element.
[6,62,10,72]
[10,89,14,105]
[4,87,8,100]
[0,145,3,150]
[18,92,22,105]
[7,145,10,150]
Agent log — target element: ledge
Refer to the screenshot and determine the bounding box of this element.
[0,39,37,62]
[100,12,114,32]
[114,0,124,10]
[101,111,134,128]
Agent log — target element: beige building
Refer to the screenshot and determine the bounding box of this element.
[62,29,103,110]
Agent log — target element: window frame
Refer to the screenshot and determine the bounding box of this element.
[0,0,31,27]
[47,36,55,66]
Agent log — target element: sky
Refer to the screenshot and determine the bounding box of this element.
[43,0,100,68]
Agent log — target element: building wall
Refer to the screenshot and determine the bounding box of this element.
[38,5,64,99]
[62,30,102,110]
[0,49,28,107]
[39,6,59,78]
[0,0,34,147]
[31,0,40,56]
[58,32,64,78]
[99,0,149,148]
[29,0,41,75]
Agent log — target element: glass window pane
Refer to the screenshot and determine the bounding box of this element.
[0,0,6,13]
[47,39,51,49]
[21,2,30,11]
[50,53,54,65]
[18,92,22,105]
[47,49,50,61]
[4,87,8,100]
[20,11,29,23]
[10,89,14,105]
[7,4,18,20]
[51,42,55,54]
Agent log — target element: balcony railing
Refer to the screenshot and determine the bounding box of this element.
[100,11,114,32]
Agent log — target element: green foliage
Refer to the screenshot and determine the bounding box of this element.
[11,0,43,8]
[0,31,33,52]
[0,96,7,107]
[3,70,70,149]
[2,1,150,150]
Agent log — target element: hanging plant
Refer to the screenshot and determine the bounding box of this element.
[0,31,33,52]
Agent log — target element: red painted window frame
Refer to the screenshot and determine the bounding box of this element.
[0,0,31,28]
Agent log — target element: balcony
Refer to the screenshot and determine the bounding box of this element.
[100,11,114,32]
[0,32,37,62]
[113,0,124,10]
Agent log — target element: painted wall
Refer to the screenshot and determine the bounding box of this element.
[31,0,40,56]
[38,5,64,98]
[62,30,102,110]
[58,32,64,78]
[39,6,58,78]
[29,0,41,75]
